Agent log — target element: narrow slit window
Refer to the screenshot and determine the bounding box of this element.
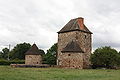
[85,35,87,38]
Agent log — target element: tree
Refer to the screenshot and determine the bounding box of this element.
[39,49,45,55]
[43,43,57,65]
[0,48,9,60]
[2,48,9,60]
[90,46,120,69]
[9,43,31,60]
[0,52,2,59]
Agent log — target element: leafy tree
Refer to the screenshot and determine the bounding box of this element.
[39,49,45,55]
[9,43,31,60]
[90,46,120,69]
[0,52,2,59]
[2,48,9,60]
[119,51,120,54]
[0,48,9,60]
[43,43,57,65]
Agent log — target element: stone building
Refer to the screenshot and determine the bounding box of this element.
[25,44,42,65]
[57,17,92,69]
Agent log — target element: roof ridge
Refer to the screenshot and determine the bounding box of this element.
[62,40,84,53]
[58,17,92,34]
[25,44,42,55]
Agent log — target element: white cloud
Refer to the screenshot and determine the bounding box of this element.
[0,0,120,52]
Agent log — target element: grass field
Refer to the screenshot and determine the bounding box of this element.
[0,66,120,80]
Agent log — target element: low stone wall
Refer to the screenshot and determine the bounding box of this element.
[10,64,50,68]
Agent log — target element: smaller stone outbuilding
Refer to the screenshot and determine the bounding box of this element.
[25,44,42,65]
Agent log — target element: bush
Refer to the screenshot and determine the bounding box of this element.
[0,59,25,65]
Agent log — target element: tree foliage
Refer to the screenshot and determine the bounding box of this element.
[90,46,120,69]
[43,43,57,65]
[0,48,9,60]
[9,43,31,60]
[39,49,45,55]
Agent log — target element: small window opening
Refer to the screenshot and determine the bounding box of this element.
[68,54,71,56]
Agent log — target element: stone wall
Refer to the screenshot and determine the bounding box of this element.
[77,31,92,68]
[59,52,83,69]
[57,31,92,69]
[25,55,42,65]
[57,31,76,66]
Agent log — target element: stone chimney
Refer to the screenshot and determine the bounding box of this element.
[77,17,84,30]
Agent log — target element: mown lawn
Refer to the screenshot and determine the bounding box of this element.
[0,66,120,80]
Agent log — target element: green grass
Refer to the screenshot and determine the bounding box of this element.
[0,66,120,80]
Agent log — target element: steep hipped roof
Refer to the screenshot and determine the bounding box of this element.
[61,40,84,53]
[58,17,92,34]
[25,44,42,55]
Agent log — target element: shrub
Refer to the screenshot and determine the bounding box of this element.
[0,59,25,65]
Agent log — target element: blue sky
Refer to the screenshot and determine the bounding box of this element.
[0,0,120,52]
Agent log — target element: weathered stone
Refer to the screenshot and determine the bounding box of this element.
[25,55,42,65]
[25,44,43,65]
[58,52,83,69]
[57,17,92,69]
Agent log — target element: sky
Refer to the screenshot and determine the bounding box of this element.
[0,0,120,52]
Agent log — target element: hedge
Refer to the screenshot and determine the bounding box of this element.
[0,59,25,65]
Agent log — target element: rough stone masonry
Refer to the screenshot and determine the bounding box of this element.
[25,44,42,65]
[57,17,92,69]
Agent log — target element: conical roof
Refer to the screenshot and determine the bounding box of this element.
[58,17,92,34]
[62,40,84,53]
[25,44,41,55]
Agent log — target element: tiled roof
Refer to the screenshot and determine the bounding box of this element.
[58,17,92,34]
[62,40,84,53]
[25,44,42,55]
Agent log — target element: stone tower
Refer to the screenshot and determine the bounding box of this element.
[25,44,42,65]
[57,17,92,69]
